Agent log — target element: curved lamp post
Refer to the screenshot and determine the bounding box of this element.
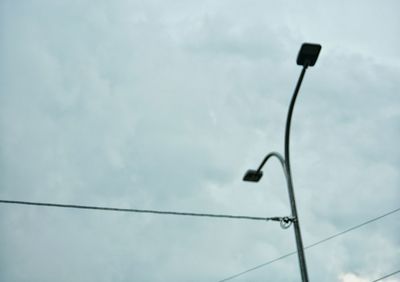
[243,43,321,282]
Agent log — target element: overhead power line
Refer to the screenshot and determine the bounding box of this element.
[1,200,398,282]
[371,269,400,282]
[0,199,286,223]
[218,207,400,282]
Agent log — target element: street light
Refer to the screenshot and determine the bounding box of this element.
[243,43,321,282]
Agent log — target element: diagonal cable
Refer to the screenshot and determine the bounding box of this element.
[0,199,284,222]
[218,207,400,282]
[371,269,400,282]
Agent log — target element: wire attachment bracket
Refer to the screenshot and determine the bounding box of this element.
[280,216,295,229]
[267,216,295,229]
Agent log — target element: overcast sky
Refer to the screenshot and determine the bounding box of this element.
[1,1,399,281]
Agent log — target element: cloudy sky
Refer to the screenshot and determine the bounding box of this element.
[1,0,399,281]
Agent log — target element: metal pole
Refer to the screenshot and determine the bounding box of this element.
[284,64,309,282]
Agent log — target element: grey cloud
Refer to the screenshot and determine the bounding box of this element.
[1,0,399,281]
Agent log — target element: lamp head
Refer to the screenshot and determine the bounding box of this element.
[243,169,263,182]
[297,43,321,67]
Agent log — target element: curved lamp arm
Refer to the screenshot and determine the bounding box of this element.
[256,151,285,172]
[255,152,292,203]
[243,152,291,218]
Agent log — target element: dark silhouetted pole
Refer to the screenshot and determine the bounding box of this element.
[284,63,309,282]
[243,43,321,282]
